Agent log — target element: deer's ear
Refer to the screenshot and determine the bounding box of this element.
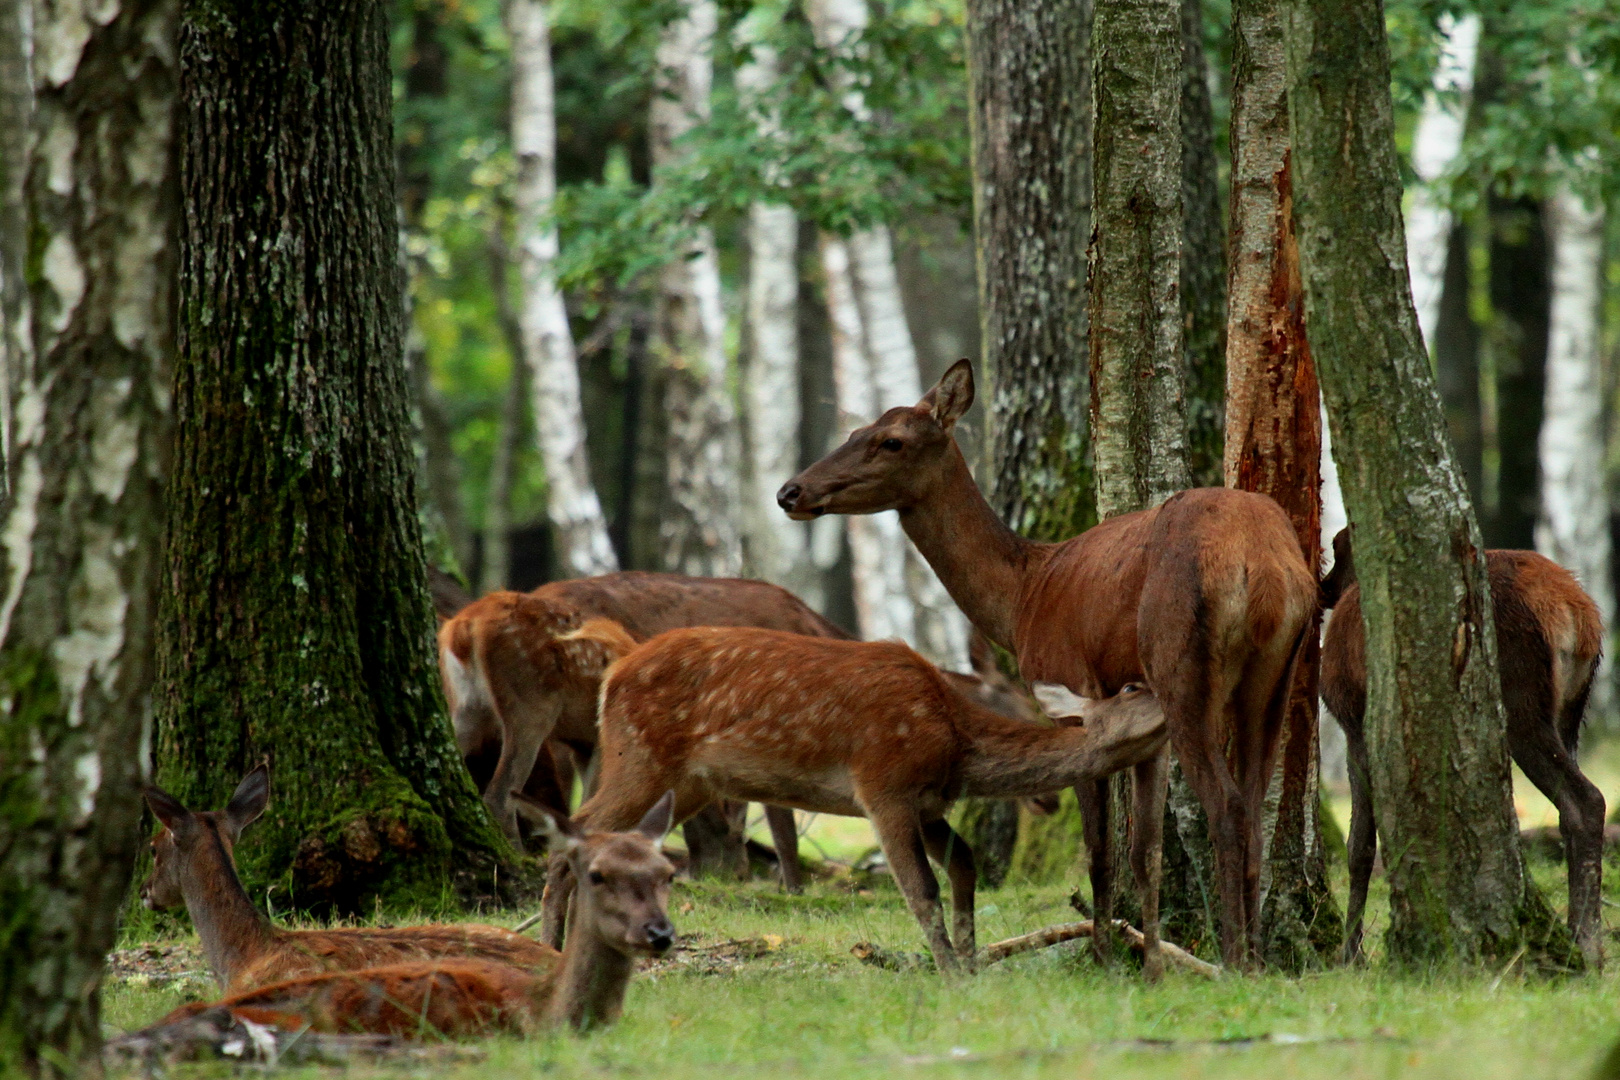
[917,359,974,429]
[636,791,676,842]
[512,792,585,851]
[1030,681,1088,721]
[144,785,191,833]
[224,764,270,837]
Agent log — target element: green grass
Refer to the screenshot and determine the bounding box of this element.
[105,854,1620,1080]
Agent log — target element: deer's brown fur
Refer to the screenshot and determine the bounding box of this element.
[1319,528,1605,966]
[538,627,1167,973]
[140,767,555,995]
[776,360,1316,973]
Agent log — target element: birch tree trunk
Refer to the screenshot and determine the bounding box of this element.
[1284,0,1573,966]
[653,0,743,578]
[0,0,175,1070]
[158,0,509,913]
[1538,185,1613,723]
[808,0,969,668]
[1224,0,1339,971]
[1404,14,1479,349]
[509,0,617,579]
[1088,0,1187,515]
[0,0,25,495]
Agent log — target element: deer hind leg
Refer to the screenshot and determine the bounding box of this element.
[867,804,957,974]
[1166,701,1250,970]
[765,805,805,894]
[1340,715,1376,965]
[1234,634,1302,967]
[1130,747,1170,982]
[1075,778,1115,966]
[486,692,562,844]
[1511,708,1606,970]
[921,818,978,962]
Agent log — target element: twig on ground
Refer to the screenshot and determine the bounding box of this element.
[852,920,1220,978]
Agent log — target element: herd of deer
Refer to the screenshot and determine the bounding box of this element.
[126,360,1606,1049]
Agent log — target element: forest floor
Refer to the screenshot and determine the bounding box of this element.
[105,835,1620,1080]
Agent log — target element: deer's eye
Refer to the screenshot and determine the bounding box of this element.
[588,870,606,886]
[880,438,903,452]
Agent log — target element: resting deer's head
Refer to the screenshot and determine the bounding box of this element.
[141,764,269,911]
[778,359,975,519]
[1318,526,1356,609]
[514,791,678,957]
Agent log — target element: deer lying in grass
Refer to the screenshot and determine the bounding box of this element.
[439,572,848,889]
[1319,527,1606,966]
[776,360,1316,974]
[140,793,677,1039]
[141,765,555,995]
[537,624,1169,973]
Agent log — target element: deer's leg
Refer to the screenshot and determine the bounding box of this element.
[1169,724,1249,970]
[1130,747,1170,983]
[764,806,804,894]
[1340,716,1375,965]
[486,695,561,843]
[1511,715,1606,969]
[1075,778,1114,966]
[1236,639,1300,967]
[868,804,957,974]
[921,818,978,962]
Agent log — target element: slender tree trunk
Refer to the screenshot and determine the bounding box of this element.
[1435,222,1484,507]
[1538,185,1613,723]
[509,0,617,579]
[962,0,1096,886]
[485,224,529,593]
[808,0,969,669]
[1088,0,1185,961]
[0,0,26,496]
[1404,14,1480,349]
[1089,0,1188,514]
[1179,0,1225,490]
[653,0,744,578]
[1284,0,1573,967]
[158,0,510,913]
[0,0,175,1071]
[1486,191,1550,550]
[1224,0,1339,972]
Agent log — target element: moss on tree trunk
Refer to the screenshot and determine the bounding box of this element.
[156,0,510,915]
[1284,0,1574,968]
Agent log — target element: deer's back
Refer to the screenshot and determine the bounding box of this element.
[236,924,558,995]
[1013,488,1314,696]
[539,571,850,640]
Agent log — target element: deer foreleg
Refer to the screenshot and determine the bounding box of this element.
[1341,719,1375,965]
[869,807,958,974]
[922,818,978,962]
[765,806,804,894]
[1076,779,1114,966]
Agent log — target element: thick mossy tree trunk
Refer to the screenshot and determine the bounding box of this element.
[157,0,510,914]
[961,0,1096,886]
[1224,0,1340,971]
[1087,0,1185,947]
[0,0,176,1072]
[1284,0,1574,967]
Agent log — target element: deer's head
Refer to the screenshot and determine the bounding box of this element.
[141,764,269,910]
[515,791,678,958]
[778,359,975,519]
[1318,526,1356,609]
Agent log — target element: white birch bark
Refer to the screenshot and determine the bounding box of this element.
[1404,13,1479,350]
[0,0,28,494]
[653,0,744,578]
[1537,181,1613,719]
[807,0,969,666]
[507,0,618,579]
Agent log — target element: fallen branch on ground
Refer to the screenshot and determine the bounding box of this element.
[850,921,1220,978]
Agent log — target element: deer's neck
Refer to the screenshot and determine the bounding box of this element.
[957,717,1125,799]
[898,442,1042,650]
[183,833,280,990]
[547,922,635,1031]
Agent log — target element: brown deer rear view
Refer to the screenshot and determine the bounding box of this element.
[1319,527,1606,966]
[135,794,678,1040]
[537,626,1169,973]
[140,765,555,994]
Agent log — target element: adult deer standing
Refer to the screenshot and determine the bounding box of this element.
[1319,528,1606,966]
[440,571,847,887]
[134,793,677,1039]
[538,624,1169,973]
[778,361,1316,973]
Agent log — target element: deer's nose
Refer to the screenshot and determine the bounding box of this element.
[776,482,803,511]
[645,920,675,954]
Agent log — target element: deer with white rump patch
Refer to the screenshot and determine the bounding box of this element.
[536,624,1168,973]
